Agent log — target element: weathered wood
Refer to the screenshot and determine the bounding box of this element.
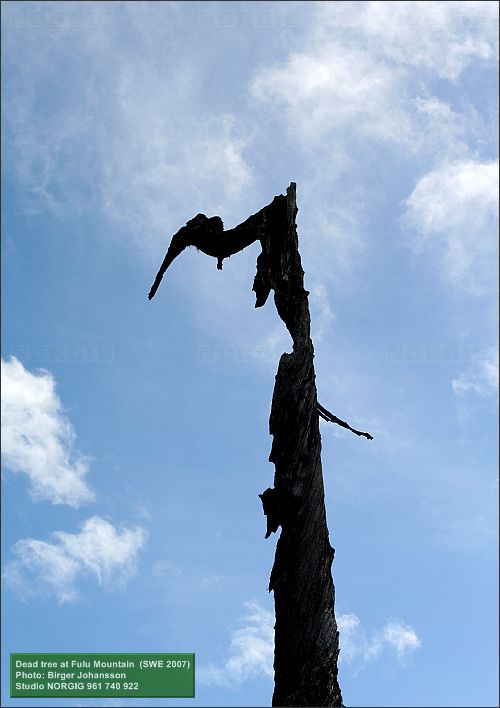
[260,185,343,707]
[148,183,345,706]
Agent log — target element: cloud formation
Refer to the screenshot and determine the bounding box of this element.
[2,3,255,252]
[453,347,499,396]
[316,1,498,80]
[198,602,421,687]
[252,1,497,153]
[404,160,499,294]
[198,601,274,686]
[248,0,498,296]
[4,516,147,603]
[337,613,421,672]
[252,41,407,148]
[1,356,94,506]
[3,1,496,297]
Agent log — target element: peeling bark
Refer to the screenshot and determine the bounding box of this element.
[147,183,373,707]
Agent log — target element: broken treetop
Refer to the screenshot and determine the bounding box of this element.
[148,183,372,441]
[148,184,313,347]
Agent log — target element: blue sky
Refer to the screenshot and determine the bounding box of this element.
[1,2,498,707]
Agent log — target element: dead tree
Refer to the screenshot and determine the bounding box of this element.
[148,183,371,707]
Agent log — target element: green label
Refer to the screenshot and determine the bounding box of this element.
[10,653,195,698]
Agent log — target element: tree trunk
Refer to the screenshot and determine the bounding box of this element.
[259,184,343,707]
[148,182,344,707]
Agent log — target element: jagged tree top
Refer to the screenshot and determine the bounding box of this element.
[148,183,372,441]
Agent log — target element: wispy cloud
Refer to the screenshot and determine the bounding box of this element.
[316,1,498,81]
[198,602,421,687]
[453,347,499,396]
[198,601,274,687]
[4,1,496,319]
[251,1,497,153]
[252,41,408,149]
[200,574,223,591]
[310,284,336,343]
[249,0,497,294]
[1,356,94,507]
[338,613,421,674]
[4,516,147,603]
[404,159,499,294]
[3,3,255,253]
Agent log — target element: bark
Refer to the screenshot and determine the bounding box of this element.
[259,185,343,707]
[148,183,346,706]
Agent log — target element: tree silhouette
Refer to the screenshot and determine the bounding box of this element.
[148,183,371,707]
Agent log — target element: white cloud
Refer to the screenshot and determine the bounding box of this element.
[251,1,497,153]
[198,602,420,686]
[252,42,409,149]
[337,613,421,672]
[316,1,499,81]
[1,357,94,507]
[381,620,423,660]
[4,516,147,603]
[411,95,482,159]
[7,1,494,247]
[404,160,499,294]
[406,160,499,232]
[4,1,496,294]
[3,4,254,253]
[98,105,254,252]
[248,0,497,294]
[198,601,274,686]
[453,347,499,396]
[300,198,367,289]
